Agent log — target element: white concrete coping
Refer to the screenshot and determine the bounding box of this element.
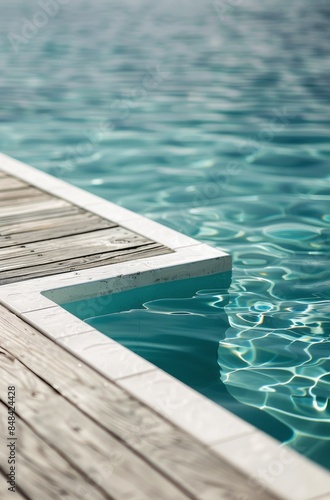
[0,152,329,500]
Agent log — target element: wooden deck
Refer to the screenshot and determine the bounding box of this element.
[0,167,279,499]
[0,172,172,285]
[0,304,277,500]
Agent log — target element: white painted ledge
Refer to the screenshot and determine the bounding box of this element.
[0,152,329,500]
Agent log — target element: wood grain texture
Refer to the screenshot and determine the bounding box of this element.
[0,213,115,247]
[0,346,189,500]
[0,403,109,500]
[0,211,115,236]
[0,471,27,500]
[0,197,71,218]
[0,175,171,283]
[0,472,7,498]
[0,244,171,284]
[0,189,51,205]
[0,227,153,264]
[0,187,39,203]
[0,305,277,500]
[0,176,27,192]
[0,204,82,225]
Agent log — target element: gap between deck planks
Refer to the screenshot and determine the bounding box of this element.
[0,172,172,285]
[0,305,278,500]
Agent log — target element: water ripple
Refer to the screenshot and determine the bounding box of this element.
[1,0,329,470]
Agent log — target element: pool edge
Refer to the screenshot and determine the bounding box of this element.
[0,152,329,500]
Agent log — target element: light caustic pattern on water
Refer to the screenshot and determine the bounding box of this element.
[1,0,329,469]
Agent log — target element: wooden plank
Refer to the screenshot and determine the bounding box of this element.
[0,198,67,218]
[0,243,171,284]
[0,203,82,225]
[0,472,8,499]
[0,187,44,201]
[0,227,153,268]
[0,187,50,203]
[0,403,109,500]
[0,305,276,500]
[0,470,27,500]
[0,177,28,191]
[0,347,189,500]
[0,211,114,236]
[0,179,171,283]
[0,214,116,247]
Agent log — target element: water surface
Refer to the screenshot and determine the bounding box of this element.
[1,0,329,469]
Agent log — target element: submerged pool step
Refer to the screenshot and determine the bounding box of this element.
[0,153,328,500]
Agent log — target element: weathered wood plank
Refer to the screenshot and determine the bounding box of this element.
[0,403,110,500]
[0,174,171,283]
[0,211,114,237]
[0,473,8,499]
[0,305,276,500]
[0,186,44,200]
[0,203,82,226]
[0,197,70,218]
[0,243,171,284]
[0,214,116,247]
[0,177,28,191]
[0,347,189,500]
[0,187,50,203]
[0,470,27,500]
[0,227,153,268]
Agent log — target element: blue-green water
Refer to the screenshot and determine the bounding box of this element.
[1,0,330,469]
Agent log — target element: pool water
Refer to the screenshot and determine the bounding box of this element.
[60,272,294,446]
[1,0,330,469]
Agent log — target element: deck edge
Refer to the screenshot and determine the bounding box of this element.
[0,152,329,500]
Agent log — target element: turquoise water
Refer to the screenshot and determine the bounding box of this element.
[1,0,330,469]
[60,272,295,445]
